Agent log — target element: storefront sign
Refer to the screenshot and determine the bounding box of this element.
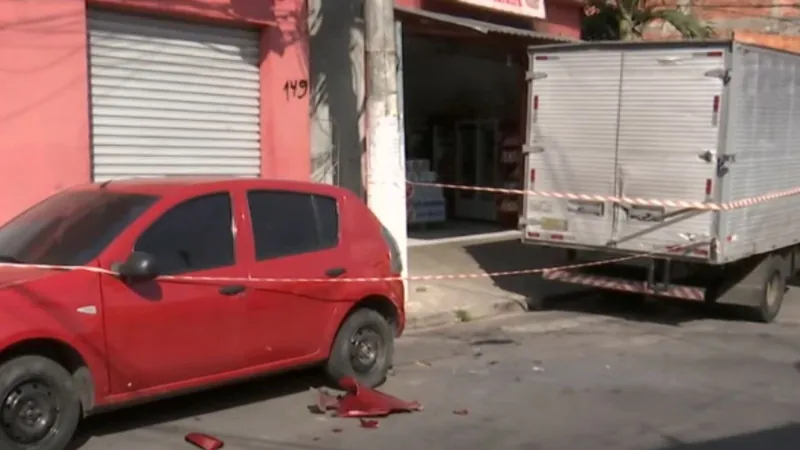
[454,0,545,19]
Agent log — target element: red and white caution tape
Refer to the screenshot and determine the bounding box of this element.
[0,251,652,286]
[408,181,800,211]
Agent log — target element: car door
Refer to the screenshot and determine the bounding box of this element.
[100,191,252,394]
[243,189,348,365]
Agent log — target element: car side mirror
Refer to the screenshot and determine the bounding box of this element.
[112,251,158,281]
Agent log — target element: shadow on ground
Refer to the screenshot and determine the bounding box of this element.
[462,238,742,326]
[657,423,800,450]
[70,369,326,449]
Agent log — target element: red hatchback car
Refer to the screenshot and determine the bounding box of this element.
[0,177,405,450]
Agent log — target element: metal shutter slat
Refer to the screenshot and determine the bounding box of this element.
[88,9,262,181]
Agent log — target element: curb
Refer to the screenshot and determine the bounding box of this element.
[405,296,528,330]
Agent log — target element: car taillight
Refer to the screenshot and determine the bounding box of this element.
[380,225,403,274]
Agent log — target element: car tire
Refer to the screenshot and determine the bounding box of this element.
[0,355,81,450]
[325,308,394,389]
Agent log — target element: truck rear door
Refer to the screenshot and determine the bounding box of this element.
[523,45,726,257]
[523,50,622,247]
[612,48,725,255]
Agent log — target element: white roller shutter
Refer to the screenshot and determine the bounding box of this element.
[87,10,261,181]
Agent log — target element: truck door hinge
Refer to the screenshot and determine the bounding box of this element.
[698,150,715,163]
[698,151,735,164]
[526,72,547,82]
[704,68,731,85]
[716,154,736,176]
[523,145,544,154]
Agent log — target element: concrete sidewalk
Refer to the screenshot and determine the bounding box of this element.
[405,234,583,329]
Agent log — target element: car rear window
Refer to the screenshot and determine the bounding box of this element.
[247,190,339,261]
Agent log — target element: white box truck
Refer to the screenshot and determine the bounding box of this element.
[521,34,800,322]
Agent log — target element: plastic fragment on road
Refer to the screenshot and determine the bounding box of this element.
[359,418,380,428]
[185,432,224,450]
[314,387,339,413]
[310,376,423,418]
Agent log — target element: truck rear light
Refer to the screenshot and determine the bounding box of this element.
[529,169,536,185]
[705,179,713,196]
[535,55,549,61]
[712,95,720,126]
[692,51,723,58]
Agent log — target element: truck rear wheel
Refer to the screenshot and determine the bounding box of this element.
[749,255,788,323]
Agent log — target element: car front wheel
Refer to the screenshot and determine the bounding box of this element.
[325,308,394,388]
[0,355,81,450]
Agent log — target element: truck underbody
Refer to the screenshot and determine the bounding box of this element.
[527,243,798,323]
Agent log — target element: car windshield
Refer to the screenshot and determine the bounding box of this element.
[0,189,158,266]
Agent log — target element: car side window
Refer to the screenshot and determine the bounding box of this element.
[247,190,339,261]
[134,193,235,275]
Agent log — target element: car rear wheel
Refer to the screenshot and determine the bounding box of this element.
[0,356,81,450]
[325,308,394,388]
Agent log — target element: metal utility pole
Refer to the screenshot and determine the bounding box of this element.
[364,0,408,280]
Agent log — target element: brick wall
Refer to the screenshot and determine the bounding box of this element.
[644,0,800,38]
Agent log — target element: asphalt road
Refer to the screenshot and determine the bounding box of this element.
[74,289,800,450]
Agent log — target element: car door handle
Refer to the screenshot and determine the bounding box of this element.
[219,285,246,296]
[325,267,347,278]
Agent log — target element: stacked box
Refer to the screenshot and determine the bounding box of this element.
[406,159,446,225]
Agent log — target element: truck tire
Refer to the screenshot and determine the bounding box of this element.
[325,308,394,388]
[749,254,788,323]
[0,355,81,450]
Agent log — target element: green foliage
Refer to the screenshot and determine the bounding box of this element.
[582,0,714,41]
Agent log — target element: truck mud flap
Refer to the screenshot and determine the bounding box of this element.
[543,269,706,301]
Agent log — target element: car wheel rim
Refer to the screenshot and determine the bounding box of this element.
[1,380,59,445]
[350,328,382,373]
[766,273,781,310]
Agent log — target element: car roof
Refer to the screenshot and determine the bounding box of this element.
[79,176,350,198]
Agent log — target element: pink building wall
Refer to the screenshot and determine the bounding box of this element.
[0,0,309,224]
[535,0,582,40]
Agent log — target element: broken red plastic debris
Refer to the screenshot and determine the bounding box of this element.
[334,376,422,418]
[309,377,422,419]
[359,418,380,428]
[452,409,469,415]
[185,432,224,450]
